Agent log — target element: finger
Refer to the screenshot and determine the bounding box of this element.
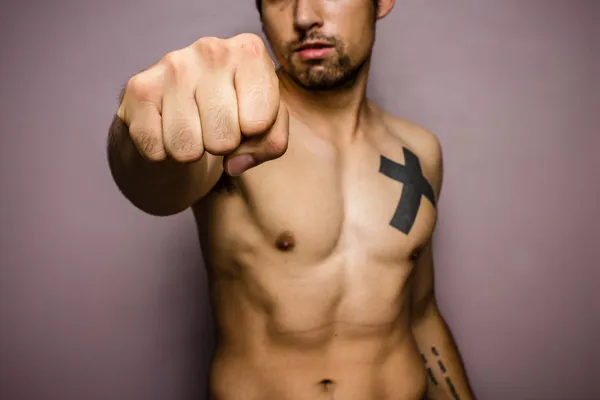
[118,69,166,161]
[193,37,241,156]
[161,50,204,163]
[224,102,289,176]
[231,33,279,137]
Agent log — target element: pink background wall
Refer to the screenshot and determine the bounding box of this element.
[0,1,597,399]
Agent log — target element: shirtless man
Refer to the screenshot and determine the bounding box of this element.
[107,0,474,398]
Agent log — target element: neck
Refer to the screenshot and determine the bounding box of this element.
[277,61,373,140]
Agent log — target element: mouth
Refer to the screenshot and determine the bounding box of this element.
[294,41,334,52]
[293,41,335,60]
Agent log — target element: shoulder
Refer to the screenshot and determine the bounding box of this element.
[380,113,444,196]
[382,114,443,168]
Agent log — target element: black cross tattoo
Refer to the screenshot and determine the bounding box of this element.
[379,147,436,235]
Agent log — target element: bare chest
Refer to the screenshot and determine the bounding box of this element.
[196,130,438,268]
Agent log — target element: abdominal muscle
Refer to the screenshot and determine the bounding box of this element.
[207,275,428,400]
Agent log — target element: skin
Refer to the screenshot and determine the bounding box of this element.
[107,0,474,398]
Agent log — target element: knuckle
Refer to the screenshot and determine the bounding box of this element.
[234,33,266,57]
[125,74,153,101]
[194,37,229,65]
[161,50,187,75]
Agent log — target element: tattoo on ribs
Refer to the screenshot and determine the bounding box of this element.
[437,360,447,373]
[379,147,436,235]
[421,353,439,386]
[426,367,438,385]
[426,346,461,400]
[445,377,461,400]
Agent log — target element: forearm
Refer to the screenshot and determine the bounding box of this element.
[412,306,474,400]
[107,114,210,216]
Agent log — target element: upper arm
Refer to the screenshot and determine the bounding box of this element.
[403,123,444,319]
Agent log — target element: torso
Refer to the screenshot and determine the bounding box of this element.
[193,104,439,400]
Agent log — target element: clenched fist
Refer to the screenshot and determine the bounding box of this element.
[117,33,288,176]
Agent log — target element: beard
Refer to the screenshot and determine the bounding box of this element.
[281,32,369,91]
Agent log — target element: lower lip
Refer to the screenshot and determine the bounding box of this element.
[296,47,334,60]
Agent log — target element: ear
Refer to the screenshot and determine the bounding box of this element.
[376,0,395,19]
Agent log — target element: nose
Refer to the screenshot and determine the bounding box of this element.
[293,0,323,33]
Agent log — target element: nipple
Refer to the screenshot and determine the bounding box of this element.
[275,231,296,251]
[410,247,422,261]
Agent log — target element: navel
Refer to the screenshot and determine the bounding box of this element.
[275,231,296,251]
[318,379,335,394]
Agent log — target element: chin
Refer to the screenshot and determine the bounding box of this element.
[284,64,343,90]
[303,66,363,91]
[289,71,343,91]
[293,53,365,91]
